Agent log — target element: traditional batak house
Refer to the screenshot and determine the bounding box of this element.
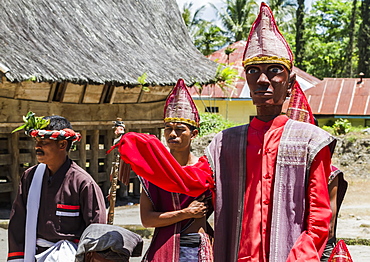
[0,0,218,205]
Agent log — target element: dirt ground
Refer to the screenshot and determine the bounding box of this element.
[1,133,370,261]
[1,174,370,262]
[336,176,370,240]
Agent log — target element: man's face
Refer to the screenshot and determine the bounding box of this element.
[164,122,197,152]
[245,63,293,107]
[34,137,65,165]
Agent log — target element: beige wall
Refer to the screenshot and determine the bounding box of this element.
[193,98,256,124]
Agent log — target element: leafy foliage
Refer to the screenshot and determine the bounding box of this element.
[193,21,230,55]
[212,64,243,91]
[211,0,258,43]
[137,72,149,92]
[198,112,239,137]
[332,118,352,135]
[192,64,243,97]
[303,0,361,78]
[179,0,367,79]
[266,0,296,33]
[12,111,50,133]
[181,3,228,55]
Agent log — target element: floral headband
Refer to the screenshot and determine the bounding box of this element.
[12,111,81,142]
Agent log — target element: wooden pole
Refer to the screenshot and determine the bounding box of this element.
[107,153,120,225]
[9,132,20,203]
[79,130,87,170]
[91,130,99,181]
[107,118,125,224]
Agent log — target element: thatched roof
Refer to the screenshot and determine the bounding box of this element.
[0,0,218,86]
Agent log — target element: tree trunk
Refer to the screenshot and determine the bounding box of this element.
[358,0,370,77]
[344,0,358,77]
[295,0,305,69]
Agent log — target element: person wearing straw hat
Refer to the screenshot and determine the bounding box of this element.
[138,79,213,262]
[113,3,336,261]
[7,114,106,262]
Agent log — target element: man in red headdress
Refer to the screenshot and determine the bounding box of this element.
[7,114,106,262]
[139,79,214,262]
[114,3,335,261]
[286,83,349,262]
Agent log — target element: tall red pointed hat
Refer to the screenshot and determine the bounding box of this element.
[243,2,294,70]
[164,79,200,128]
[286,81,316,125]
[328,240,353,262]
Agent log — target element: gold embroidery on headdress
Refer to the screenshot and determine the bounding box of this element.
[164,117,198,128]
[242,56,292,70]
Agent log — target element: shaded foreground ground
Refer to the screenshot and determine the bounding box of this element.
[1,176,370,261]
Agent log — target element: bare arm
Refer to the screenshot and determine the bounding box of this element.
[328,175,339,239]
[140,191,207,228]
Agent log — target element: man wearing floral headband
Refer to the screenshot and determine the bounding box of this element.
[112,3,336,261]
[7,114,106,262]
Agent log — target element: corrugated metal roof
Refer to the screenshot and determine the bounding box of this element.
[189,40,321,99]
[305,78,370,115]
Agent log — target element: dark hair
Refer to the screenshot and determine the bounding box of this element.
[187,124,197,132]
[44,115,73,130]
[43,115,73,151]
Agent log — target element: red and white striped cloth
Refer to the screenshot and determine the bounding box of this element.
[28,128,81,142]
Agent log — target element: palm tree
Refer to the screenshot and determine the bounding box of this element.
[211,0,258,43]
[266,0,296,33]
[193,21,229,56]
[180,2,206,38]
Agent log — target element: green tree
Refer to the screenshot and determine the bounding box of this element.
[181,2,205,32]
[266,0,296,33]
[193,21,229,56]
[181,2,206,38]
[211,0,258,43]
[358,0,370,77]
[180,2,228,55]
[199,112,239,137]
[303,0,361,78]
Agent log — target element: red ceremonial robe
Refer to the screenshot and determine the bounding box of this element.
[117,115,333,262]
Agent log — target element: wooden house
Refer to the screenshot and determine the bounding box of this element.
[0,0,218,205]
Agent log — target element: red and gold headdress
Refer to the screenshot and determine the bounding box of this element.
[242,2,293,70]
[286,82,316,125]
[164,79,200,128]
[328,239,353,262]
